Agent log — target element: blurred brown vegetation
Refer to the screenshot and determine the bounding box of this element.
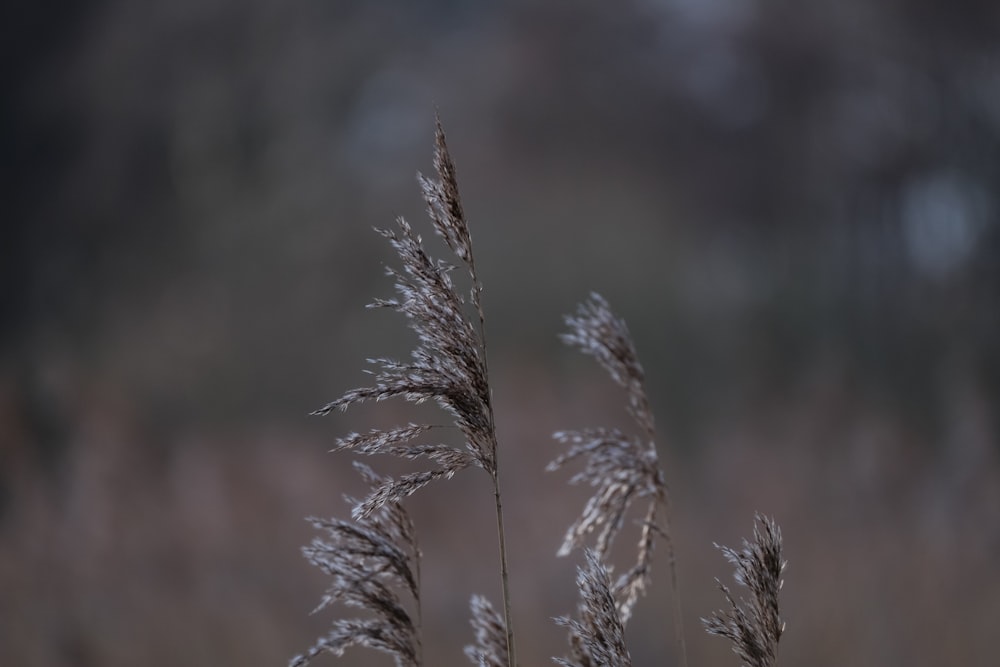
[2,1,999,665]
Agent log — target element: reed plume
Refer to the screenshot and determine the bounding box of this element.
[549,292,684,664]
[293,119,789,667]
[552,549,632,667]
[465,595,509,667]
[703,514,786,667]
[291,463,421,667]
[308,117,515,665]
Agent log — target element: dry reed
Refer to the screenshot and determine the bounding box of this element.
[703,514,786,667]
[549,292,684,660]
[292,119,785,667]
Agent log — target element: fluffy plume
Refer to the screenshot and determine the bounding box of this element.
[293,118,796,667]
[552,549,632,667]
[291,463,422,667]
[703,514,787,667]
[308,119,517,666]
[558,292,653,434]
[549,293,671,624]
[464,595,509,667]
[418,117,478,293]
[311,118,498,519]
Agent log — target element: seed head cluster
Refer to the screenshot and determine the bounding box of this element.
[292,121,786,667]
[703,514,787,667]
[549,293,670,624]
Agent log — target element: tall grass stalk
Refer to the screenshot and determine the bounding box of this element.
[291,118,785,667]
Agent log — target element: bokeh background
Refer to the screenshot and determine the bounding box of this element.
[3,0,999,665]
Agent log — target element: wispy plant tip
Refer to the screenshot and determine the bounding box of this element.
[291,463,422,667]
[303,119,516,667]
[465,594,509,667]
[310,123,497,518]
[553,549,632,667]
[702,514,787,667]
[550,293,671,624]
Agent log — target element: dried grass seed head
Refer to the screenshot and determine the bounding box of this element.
[464,594,509,667]
[551,294,669,623]
[292,463,422,667]
[553,549,632,667]
[702,514,786,667]
[560,293,654,435]
[311,123,497,518]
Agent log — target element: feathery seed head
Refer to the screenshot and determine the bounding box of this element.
[553,549,632,667]
[311,122,497,517]
[464,595,509,667]
[702,514,786,667]
[291,463,422,667]
[551,294,669,623]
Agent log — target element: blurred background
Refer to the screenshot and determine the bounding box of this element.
[3,0,999,665]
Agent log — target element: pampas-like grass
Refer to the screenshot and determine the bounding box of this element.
[702,514,786,667]
[465,595,509,667]
[553,549,632,667]
[292,118,785,667]
[291,463,421,667]
[307,117,516,664]
[549,293,678,632]
[548,292,688,666]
